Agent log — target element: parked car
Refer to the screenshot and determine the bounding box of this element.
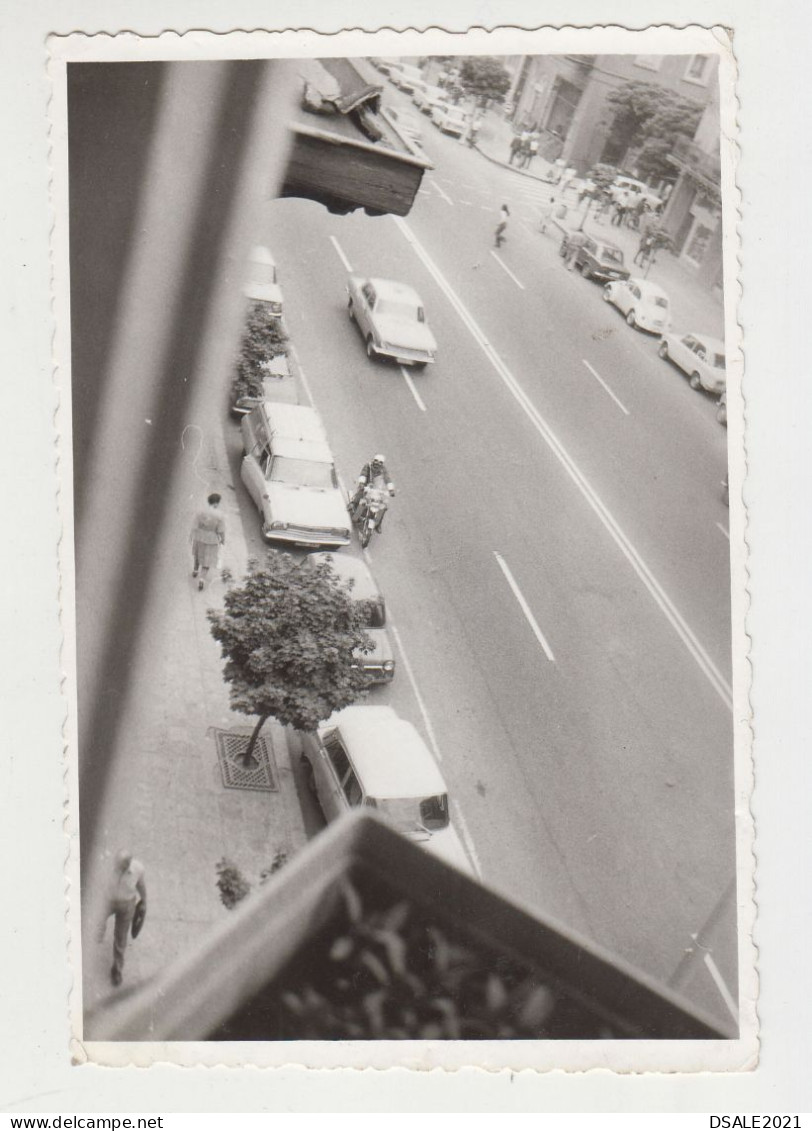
[658,332,727,394]
[431,103,468,137]
[369,57,398,77]
[390,64,423,94]
[413,83,444,113]
[304,553,395,684]
[559,233,630,282]
[243,245,283,320]
[602,277,672,333]
[300,705,473,874]
[386,105,423,145]
[346,275,437,367]
[240,402,350,547]
[610,175,663,210]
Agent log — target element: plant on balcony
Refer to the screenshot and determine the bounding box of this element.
[208,551,374,764]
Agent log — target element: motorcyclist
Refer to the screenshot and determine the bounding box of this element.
[350,454,395,531]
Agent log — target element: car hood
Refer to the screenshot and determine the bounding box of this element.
[417,825,476,876]
[355,627,394,665]
[265,482,349,530]
[372,315,437,351]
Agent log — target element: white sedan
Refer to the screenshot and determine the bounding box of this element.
[658,331,727,394]
[603,277,672,334]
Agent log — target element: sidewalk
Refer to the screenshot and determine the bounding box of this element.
[84,404,310,1019]
[473,107,723,337]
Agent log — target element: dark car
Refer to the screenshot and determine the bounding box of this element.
[559,234,630,282]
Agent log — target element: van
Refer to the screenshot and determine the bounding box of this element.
[243,245,284,319]
[300,705,474,874]
[240,403,350,547]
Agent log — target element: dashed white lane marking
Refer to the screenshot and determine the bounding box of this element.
[582,358,630,416]
[390,624,443,761]
[703,952,739,1023]
[458,199,474,206]
[393,214,733,711]
[288,343,315,407]
[399,365,427,412]
[494,552,556,662]
[716,522,730,541]
[328,235,353,273]
[489,250,526,290]
[431,179,454,205]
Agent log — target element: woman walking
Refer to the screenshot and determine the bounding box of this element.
[191,493,225,591]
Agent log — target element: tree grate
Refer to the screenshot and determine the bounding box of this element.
[213,729,279,792]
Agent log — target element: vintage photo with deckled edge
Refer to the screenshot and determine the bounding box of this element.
[49,23,753,1071]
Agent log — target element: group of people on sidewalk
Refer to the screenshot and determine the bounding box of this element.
[508,128,540,169]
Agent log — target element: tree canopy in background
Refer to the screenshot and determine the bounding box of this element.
[603,80,704,182]
[458,57,512,106]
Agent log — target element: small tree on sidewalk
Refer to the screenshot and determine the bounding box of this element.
[208,551,373,764]
[458,57,512,108]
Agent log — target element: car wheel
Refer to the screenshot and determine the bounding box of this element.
[366,336,376,360]
[658,340,669,359]
[347,298,355,321]
[626,309,637,328]
[559,241,568,257]
[689,372,702,389]
[580,261,591,279]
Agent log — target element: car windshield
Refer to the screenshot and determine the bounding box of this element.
[357,598,385,628]
[374,794,450,832]
[376,298,423,322]
[600,246,624,264]
[652,296,669,309]
[269,456,335,489]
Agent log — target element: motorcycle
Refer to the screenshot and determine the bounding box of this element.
[350,475,394,548]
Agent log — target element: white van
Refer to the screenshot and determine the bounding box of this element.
[300,705,474,874]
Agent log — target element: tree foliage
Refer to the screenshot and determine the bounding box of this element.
[603,81,703,181]
[208,552,373,755]
[232,302,289,402]
[458,57,512,106]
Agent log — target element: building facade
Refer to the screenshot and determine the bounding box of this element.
[508,53,718,178]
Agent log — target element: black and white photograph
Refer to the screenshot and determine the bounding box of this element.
[50,26,750,1069]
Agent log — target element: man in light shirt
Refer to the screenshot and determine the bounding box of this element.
[99,851,147,986]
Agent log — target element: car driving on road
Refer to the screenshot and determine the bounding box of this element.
[603,277,672,333]
[559,233,630,282]
[346,275,437,367]
[304,553,396,684]
[240,402,350,547]
[431,103,468,137]
[658,331,727,394]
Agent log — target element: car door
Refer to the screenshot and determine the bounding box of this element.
[674,334,696,375]
[316,731,354,821]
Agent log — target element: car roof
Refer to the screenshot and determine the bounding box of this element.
[269,436,335,463]
[307,552,383,602]
[629,278,669,298]
[262,403,328,444]
[683,333,726,351]
[367,278,424,305]
[320,705,448,797]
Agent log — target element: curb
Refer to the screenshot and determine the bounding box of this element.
[473,142,560,186]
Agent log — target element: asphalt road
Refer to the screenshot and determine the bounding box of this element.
[228,88,737,1028]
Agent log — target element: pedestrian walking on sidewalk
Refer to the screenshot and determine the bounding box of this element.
[537,195,557,234]
[634,233,654,267]
[97,851,147,987]
[191,492,225,591]
[508,134,522,166]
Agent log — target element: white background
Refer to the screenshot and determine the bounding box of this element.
[0,0,807,1114]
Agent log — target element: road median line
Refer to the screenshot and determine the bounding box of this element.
[392,214,732,712]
